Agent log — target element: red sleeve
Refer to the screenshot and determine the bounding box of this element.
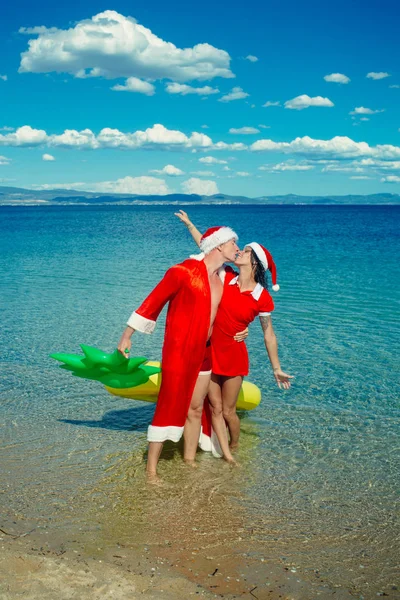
[258,289,274,315]
[127,265,183,333]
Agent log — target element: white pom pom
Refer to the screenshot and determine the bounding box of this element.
[272,284,280,292]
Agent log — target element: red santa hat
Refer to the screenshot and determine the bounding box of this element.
[199,226,238,255]
[246,242,280,291]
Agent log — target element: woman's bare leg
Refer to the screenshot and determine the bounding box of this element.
[183,372,211,463]
[221,376,243,449]
[208,374,236,463]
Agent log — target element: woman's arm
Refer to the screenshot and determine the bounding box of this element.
[175,210,202,247]
[259,315,293,389]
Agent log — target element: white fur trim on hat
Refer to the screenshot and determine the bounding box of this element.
[246,242,268,269]
[200,227,238,255]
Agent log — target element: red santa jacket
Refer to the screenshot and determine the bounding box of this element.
[127,259,211,442]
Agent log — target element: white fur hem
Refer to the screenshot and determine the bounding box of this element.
[190,252,205,261]
[127,311,156,334]
[198,427,223,458]
[147,425,184,443]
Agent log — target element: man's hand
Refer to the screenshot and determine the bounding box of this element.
[117,337,132,357]
[273,369,294,390]
[234,327,249,342]
[174,210,191,226]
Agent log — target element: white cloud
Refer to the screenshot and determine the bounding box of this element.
[259,161,314,172]
[32,182,86,190]
[212,141,247,151]
[111,77,155,95]
[285,95,334,110]
[324,73,350,84]
[367,72,390,80]
[19,11,234,84]
[150,164,184,176]
[95,175,170,194]
[19,26,59,35]
[0,125,47,147]
[181,177,219,195]
[35,176,171,194]
[389,85,400,89]
[3,125,400,166]
[321,164,365,173]
[42,153,55,161]
[201,124,209,129]
[0,126,14,132]
[191,170,215,176]
[245,55,258,62]
[236,171,250,176]
[360,117,370,121]
[263,101,280,108]
[381,175,400,183]
[350,176,373,180]
[350,106,384,115]
[219,87,249,102]
[165,83,219,96]
[0,155,11,165]
[0,75,7,81]
[250,135,400,161]
[222,166,231,171]
[199,156,227,164]
[229,127,260,134]
[258,124,271,129]
[0,124,215,151]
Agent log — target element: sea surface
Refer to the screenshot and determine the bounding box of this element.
[1,205,399,598]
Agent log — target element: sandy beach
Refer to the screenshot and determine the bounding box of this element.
[0,527,357,600]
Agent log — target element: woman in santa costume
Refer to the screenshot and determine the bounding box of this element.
[176,211,293,464]
[117,226,242,478]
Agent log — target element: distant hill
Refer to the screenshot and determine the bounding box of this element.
[0,185,399,205]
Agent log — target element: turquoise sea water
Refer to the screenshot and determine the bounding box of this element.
[1,205,399,597]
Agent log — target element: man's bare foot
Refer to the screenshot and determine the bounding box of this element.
[146,471,162,485]
[229,443,239,451]
[183,458,198,468]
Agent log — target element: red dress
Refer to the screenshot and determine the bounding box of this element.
[127,259,211,443]
[211,267,274,377]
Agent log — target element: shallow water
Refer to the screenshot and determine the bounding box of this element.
[1,205,399,598]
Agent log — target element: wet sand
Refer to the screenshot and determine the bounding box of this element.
[0,443,371,600]
[0,527,354,600]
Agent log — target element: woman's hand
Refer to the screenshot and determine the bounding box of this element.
[174,210,192,227]
[273,368,294,390]
[234,327,248,342]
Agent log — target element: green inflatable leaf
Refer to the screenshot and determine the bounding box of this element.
[99,370,149,389]
[50,345,160,389]
[50,353,90,371]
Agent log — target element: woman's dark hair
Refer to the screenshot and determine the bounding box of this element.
[250,249,268,290]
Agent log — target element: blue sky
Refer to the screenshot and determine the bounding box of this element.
[0,0,399,197]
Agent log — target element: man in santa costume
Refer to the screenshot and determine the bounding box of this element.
[117,226,239,479]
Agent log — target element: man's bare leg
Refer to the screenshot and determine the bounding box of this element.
[208,375,236,463]
[183,372,211,464]
[146,441,164,480]
[222,376,243,449]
